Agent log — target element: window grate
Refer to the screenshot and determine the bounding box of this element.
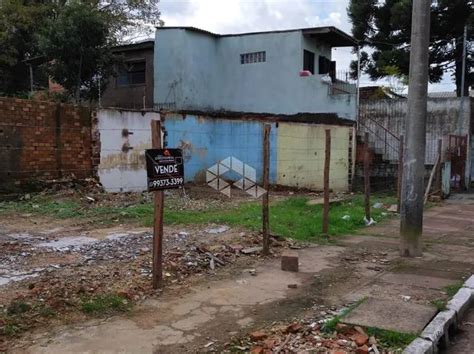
[117,60,146,86]
[240,51,266,64]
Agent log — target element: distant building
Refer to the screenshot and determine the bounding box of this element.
[154,26,358,120]
[101,40,154,110]
[359,86,406,100]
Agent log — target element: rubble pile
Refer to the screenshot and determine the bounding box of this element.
[239,321,384,354]
[0,227,286,345]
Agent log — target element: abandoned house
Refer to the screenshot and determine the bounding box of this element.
[101,40,155,110]
[154,26,357,118]
[96,26,360,192]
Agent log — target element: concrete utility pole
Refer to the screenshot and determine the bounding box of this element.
[400,0,431,257]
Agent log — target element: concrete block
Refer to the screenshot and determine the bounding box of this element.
[281,250,299,272]
[446,287,473,319]
[464,275,474,290]
[403,337,434,354]
[420,309,456,344]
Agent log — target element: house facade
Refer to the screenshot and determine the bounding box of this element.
[101,40,154,110]
[96,26,360,193]
[154,27,357,119]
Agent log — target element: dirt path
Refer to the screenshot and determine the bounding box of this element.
[14,246,344,353]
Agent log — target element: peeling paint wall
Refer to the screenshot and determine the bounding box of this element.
[277,123,350,191]
[165,114,351,191]
[97,109,160,192]
[97,111,352,192]
[165,114,278,184]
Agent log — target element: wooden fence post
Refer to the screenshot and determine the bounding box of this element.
[435,139,443,192]
[398,135,404,212]
[364,132,371,222]
[151,120,164,289]
[322,129,331,236]
[262,124,271,255]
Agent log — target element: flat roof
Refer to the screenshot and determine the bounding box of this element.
[111,40,154,52]
[157,26,358,47]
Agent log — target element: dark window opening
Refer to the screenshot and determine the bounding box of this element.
[117,61,146,86]
[303,50,315,74]
[319,56,336,81]
[240,51,266,64]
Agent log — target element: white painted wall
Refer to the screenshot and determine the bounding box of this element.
[97,109,159,192]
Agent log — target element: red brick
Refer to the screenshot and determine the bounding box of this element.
[281,250,299,272]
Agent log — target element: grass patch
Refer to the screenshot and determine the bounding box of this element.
[0,194,397,241]
[2,323,21,336]
[431,299,447,311]
[81,293,131,315]
[7,301,31,316]
[444,281,464,297]
[322,297,368,333]
[365,327,418,349]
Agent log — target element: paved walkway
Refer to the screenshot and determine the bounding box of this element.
[11,195,474,353]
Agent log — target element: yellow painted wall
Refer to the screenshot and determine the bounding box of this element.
[277,123,350,191]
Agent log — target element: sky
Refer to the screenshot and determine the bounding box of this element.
[158,0,456,92]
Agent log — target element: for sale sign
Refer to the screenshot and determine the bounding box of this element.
[145,149,184,191]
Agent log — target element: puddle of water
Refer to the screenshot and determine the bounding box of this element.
[37,236,97,250]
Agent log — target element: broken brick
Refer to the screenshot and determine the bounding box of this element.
[352,333,369,346]
[250,345,264,354]
[354,326,367,337]
[284,322,303,333]
[250,330,268,341]
[335,323,350,334]
[281,250,299,272]
[356,344,369,354]
[263,339,276,349]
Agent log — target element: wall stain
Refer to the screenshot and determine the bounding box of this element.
[100,142,150,170]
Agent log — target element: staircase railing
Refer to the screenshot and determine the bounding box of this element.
[358,117,400,158]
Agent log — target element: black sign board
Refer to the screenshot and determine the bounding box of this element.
[145,149,184,191]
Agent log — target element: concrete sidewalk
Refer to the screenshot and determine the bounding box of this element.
[12,195,474,353]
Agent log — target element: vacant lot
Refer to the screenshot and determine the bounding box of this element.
[0,184,397,351]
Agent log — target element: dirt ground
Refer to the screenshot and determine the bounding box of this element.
[1,187,474,353]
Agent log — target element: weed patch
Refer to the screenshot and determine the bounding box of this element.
[322,297,367,333]
[7,301,31,316]
[81,293,131,315]
[365,327,417,349]
[444,282,464,297]
[0,194,397,241]
[431,299,447,311]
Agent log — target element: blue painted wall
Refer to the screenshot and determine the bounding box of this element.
[155,28,357,120]
[164,114,278,183]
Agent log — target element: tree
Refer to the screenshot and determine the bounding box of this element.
[0,0,163,100]
[0,0,52,95]
[348,0,474,96]
[39,2,117,102]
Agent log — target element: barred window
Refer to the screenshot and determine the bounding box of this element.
[240,51,266,64]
